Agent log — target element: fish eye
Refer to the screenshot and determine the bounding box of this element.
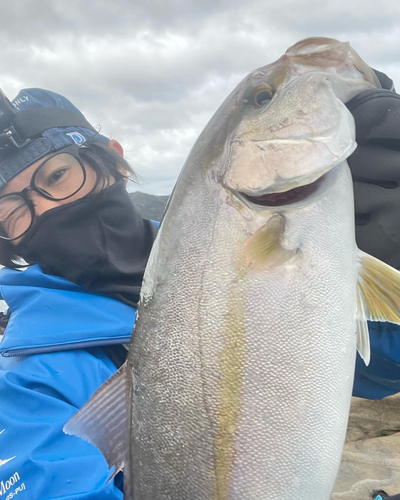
[254,89,273,107]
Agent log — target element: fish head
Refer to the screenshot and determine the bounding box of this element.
[217,37,381,208]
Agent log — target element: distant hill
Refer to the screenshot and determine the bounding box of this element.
[129,192,169,222]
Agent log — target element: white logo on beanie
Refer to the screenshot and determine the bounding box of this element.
[12,95,30,110]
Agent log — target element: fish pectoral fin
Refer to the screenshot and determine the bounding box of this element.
[63,363,128,479]
[244,214,297,270]
[357,250,400,365]
[356,292,371,366]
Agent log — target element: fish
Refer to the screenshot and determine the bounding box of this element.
[64,37,400,500]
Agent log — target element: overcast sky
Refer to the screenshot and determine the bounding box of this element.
[1,0,399,194]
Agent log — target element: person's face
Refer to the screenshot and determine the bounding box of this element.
[0,139,125,244]
[0,153,103,244]
[2,154,98,208]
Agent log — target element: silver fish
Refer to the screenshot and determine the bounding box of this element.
[65,37,400,500]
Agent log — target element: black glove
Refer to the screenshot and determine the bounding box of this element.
[346,71,400,270]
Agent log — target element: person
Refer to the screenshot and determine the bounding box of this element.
[0,88,157,499]
[346,69,400,403]
[344,69,400,500]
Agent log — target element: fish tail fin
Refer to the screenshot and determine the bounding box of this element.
[357,250,400,366]
[63,363,128,482]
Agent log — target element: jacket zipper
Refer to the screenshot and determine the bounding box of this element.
[1,337,132,357]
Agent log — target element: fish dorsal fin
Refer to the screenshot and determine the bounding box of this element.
[63,364,128,479]
[357,250,400,365]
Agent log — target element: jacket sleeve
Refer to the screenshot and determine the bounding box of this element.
[0,348,124,500]
[353,321,400,400]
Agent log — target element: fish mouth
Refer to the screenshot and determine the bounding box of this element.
[236,168,336,209]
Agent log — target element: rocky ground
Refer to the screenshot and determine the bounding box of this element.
[333,394,400,499]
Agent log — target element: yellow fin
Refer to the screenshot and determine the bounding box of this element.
[244,214,297,270]
[357,250,400,365]
[358,251,400,324]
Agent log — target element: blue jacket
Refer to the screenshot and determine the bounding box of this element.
[353,321,400,400]
[0,264,136,499]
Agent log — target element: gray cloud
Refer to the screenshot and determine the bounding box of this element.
[1,0,246,43]
[1,0,399,194]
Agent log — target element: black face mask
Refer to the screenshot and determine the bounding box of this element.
[16,180,158,306]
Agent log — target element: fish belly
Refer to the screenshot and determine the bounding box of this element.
[231,251,357,499]
[229,164,358,499]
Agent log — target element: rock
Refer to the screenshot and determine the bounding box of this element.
[333,394,400,499]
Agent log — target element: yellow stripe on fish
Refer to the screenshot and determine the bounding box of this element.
[214,263,247,500]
